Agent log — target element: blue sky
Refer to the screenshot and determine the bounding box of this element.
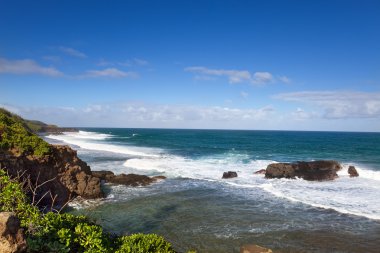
[1,0,380,131]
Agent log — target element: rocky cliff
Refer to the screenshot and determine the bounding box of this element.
[0,145,103,208]
[0,108,102,208]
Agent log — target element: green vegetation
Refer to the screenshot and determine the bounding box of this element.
[0,169,177,253]
[0,108,194,252]
[0,108,51,156]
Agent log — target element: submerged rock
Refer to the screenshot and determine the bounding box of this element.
[254,169,266,174]
[0,212,27,253]
[240,244,273,253]
[92,170,166,186]
[348,166,359,177]
[110,173,155,186]
[265,160,342,181]
[222,171,238,179]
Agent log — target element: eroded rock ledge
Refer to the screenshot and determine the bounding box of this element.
[92,170,166,186]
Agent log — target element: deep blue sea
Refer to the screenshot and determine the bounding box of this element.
[46,129,380,253]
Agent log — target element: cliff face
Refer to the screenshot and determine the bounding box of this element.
[0,145,103,207]
[0,108,102,208]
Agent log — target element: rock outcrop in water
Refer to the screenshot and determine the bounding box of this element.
[348,166,359,177]
[92,170,166,186]
[0,145,103,208]
[265,160,342,181]
[0,212,27,253]
[222,171,238,179]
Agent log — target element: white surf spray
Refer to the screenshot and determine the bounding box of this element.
[47,131,160,158]
[47,131,380,220]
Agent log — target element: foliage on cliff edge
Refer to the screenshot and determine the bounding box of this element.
[0,108,51,156]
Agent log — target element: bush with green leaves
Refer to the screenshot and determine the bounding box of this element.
[0,169,178,253]
[0,109,51,156]
[115,233,175,253]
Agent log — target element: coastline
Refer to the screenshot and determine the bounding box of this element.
[45,129,380,253]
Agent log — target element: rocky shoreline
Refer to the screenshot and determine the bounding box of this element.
[0,145,103,208]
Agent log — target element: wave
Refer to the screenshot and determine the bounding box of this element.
[63,130,113,140]
[122,154,380,220]
[47,131,159,158]
[47,130,380,220]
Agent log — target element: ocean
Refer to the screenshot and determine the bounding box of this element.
[45,129,380,253]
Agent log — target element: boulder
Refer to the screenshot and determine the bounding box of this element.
[254,169,266,174]
[0,145,103,208]
[0,212,27,253]
[265,160,342,181]
[348,166,359,177]
[240,244,273,253]
[222,171,238,179]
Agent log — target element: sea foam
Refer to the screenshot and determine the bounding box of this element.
[48,131,380,220]
[47,131,159,158]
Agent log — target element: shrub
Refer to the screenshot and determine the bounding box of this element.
[0,109,51,156]
[0,170,179,253]
[115,233,175,253]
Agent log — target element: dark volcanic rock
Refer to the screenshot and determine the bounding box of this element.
[109,173,154,186]
[0,212,27,253]
[348,166,359,177]
[0,145,103,208]
[222,171,238,179]
[92,171,166,186]
[92,170,115,181]
[265,160,342,181]
[254,169,266,174]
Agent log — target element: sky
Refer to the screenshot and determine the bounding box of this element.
[1,0,380,131]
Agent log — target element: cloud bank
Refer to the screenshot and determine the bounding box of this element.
[0,103,275,129]
[274,91,380,119]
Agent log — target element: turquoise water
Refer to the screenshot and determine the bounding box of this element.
[46,129,380,253]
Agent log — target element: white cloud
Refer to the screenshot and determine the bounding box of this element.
[278,76,291,84]
[185,66,283,85]
[291,107,319,121]
[185,66,251,84]
[83,68,138,78]
[0,58,63,76]
[3,101,379,131]
[58,47,87,58]
[274,91,380,119]
[252,72,273,84]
